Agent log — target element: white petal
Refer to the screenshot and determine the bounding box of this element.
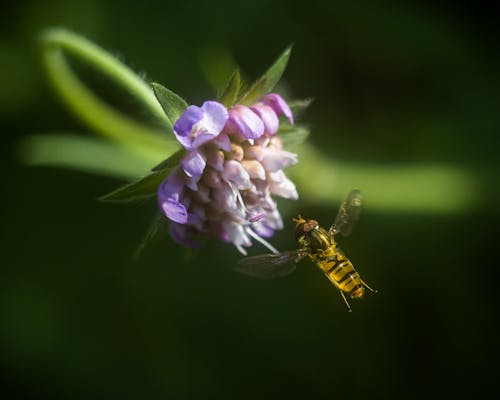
[269,171,299,199]
[261,149,298,172]
[222,160,252,190]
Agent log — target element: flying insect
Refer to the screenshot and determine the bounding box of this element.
[235,190,376,311]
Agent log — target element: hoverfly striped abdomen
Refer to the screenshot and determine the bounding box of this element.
[319,252,365,300]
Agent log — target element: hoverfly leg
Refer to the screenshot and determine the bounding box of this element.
[339,291,352,312]
[360,278,377,293]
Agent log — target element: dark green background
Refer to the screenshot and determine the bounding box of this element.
[1,1,498,399]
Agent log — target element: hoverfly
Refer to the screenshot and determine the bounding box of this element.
[235,190,376,311]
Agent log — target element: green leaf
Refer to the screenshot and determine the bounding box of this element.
[238,45,293,105]
[151,82,189,127]
[218,69,241,107]
[133,213,167,261]
[278,124,310,147]
[151,149,184,171]
[288,98,313,119]
[99,147,185,202]
[99,166,173,203]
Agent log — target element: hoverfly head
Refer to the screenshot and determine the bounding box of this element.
[293,215,318,240]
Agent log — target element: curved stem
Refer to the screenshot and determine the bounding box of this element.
[39,28,179,162]
[290,143,476,214]
[20,134,152,179]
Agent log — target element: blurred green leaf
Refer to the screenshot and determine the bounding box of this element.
[151,149,185,171]
[198,44,239,92]
[151,82,189,127]
[151,149,184,171]
[279,125,310,148]
[238,45,293,105]
[288,98,313,119]
[19,134,152,179]
[218,69,241,107]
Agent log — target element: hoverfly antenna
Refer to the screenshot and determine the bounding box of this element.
[292,215,306,226]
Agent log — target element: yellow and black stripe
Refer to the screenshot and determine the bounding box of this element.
[318,252,365,299]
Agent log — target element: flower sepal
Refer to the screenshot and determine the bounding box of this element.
[237,44,293,106]
[287,98,314,119]
[151,82,189,128]
[218,69,242,107]
[277,124,310,148]
[99,149,184,203]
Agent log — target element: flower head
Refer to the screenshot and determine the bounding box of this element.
[158,93,298,254]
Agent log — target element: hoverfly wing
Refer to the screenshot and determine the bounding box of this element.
[328,189,363,237]
[235,250,307,279]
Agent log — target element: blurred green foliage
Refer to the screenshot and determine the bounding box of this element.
[1,1,499,399]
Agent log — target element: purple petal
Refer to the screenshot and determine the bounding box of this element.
[251,221,275,238]
[169,222,188,243]
[222,220,251,247]
[212,132,232,151]
[158,168,184,203]
[213,182,237,211]
[251,103,279,135]
[189,102,228,149]
[173,106,204,149]
[186,204,206,231]
[222,160,251,190]
[161,198,188,224]
[200,101,229,134]
[187,212,201,228]
[169,223,200,247]
[249,211,266,222]
[184,175,199,191]
[228,105,264,139]
[173,101,228,150]
[262,93,294,125]
[215,224,231,243]
[206,149,224,171]
[264,208,284,230]
[181,151,206,179]
[191,132,217,149]
[260,192,276,210]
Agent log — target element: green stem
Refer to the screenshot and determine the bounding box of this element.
[20,134,152,179]
[290,143,477,214]
[39,28,178,163]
